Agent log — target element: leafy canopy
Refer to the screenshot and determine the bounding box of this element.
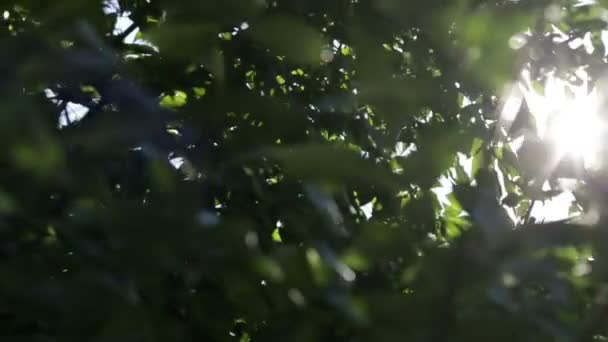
[1,0,608,341]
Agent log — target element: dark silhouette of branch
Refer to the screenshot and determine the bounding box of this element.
[431,236,470,342]
[575,285,608,342]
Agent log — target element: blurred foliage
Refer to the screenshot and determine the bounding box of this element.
[1,0,608,341]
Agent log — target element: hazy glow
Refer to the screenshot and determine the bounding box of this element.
[547,96,602,169]
[522,70,605,170]
[503,68,606,222]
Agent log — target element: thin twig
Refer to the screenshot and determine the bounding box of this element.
[116,22,138,42]
[520,199,536,227]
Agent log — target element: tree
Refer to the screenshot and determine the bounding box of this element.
[1,0,608,340]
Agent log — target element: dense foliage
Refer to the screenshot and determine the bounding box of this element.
[2,0,608,340]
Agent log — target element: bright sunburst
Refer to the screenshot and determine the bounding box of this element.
[529,72,604,170]
[500,68,607,222]
[509,68,606,172]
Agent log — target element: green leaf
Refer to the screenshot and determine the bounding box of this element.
[272,227,282,242]
[160,90,188,108]
[264,144,400,190]
[251,15,325,65]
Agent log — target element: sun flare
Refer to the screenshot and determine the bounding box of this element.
[499,68,607,222]
[520,70,606,171]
